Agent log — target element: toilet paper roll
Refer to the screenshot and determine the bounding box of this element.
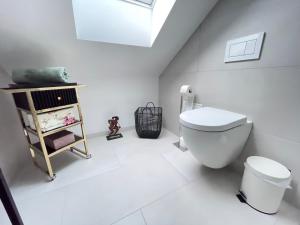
[180,85,194,112]
[180,85,192,95]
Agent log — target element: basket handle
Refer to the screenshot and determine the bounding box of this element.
[142,102,155,115]
[145,102,155,108]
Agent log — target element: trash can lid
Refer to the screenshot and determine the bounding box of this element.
[246,156,291,181]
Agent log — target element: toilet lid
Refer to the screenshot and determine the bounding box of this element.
[179,107,247,132]
[246,156,291,182]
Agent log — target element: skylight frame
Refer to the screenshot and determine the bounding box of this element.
[121,0,157,9]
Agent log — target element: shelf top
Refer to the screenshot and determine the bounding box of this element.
[25,120,82,137]
[0,84,86,93]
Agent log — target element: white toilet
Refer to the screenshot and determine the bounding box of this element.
[180,107,252,168]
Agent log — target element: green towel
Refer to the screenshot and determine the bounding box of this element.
[12,67,69,84]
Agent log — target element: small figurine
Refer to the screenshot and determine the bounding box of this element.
[106,116,123,140]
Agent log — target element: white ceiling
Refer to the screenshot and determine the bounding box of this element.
[0,0,218,79]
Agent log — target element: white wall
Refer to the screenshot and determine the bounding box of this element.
[159,0,300,208]
[0,69,31,184]
[80,74,158,135]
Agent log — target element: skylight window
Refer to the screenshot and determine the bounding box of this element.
[122,0,156,8]
[72,0,176,47]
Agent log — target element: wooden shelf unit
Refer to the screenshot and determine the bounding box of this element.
[0,85,91,181]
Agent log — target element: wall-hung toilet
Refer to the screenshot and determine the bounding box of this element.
[180,107,252,168]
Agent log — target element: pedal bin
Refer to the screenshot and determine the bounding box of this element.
[240,156,292,214]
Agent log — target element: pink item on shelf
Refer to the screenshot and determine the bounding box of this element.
[44,130,75,150]
[25,108,76,132]
[63,115,76,126]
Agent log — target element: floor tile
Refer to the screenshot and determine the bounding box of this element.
[61,147,187,225]
[11,135,120,201]
[7,129,299,225]
[16,188,66,225]
[113,130,179,165]
[162,149,201,181]
[112,211,146,225]
[274,202,300,225]
[142,167,278,225]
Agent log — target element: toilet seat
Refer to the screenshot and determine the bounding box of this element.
[180,107,247,132]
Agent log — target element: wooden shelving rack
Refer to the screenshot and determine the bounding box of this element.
[0,85,91,181]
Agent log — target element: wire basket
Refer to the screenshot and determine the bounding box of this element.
[135,102,162,139]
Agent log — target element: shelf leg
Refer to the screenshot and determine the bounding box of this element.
[71,147,91,159]
[75,88,91,159]
[49,173,56,181]
[26,92,55,179]
[29,148,36,161]
[15,109,37,164]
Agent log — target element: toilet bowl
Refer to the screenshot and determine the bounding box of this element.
[180,107,252,168]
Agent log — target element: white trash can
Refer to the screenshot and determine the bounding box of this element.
[240,156,292,214]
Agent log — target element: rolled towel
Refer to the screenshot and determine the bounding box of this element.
[12,67,69,84]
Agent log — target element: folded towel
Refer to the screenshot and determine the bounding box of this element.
[12,67,69,84]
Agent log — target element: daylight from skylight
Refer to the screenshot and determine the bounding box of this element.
[122,0,156,8]
[72,0,176,47]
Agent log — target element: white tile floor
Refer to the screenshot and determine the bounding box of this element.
[0,129,299,225]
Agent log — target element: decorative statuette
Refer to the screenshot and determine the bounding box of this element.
[106,116,123,141]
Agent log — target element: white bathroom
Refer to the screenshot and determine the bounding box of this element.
[0,0,299,225]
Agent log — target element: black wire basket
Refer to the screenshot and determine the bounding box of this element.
[135,102,162,139]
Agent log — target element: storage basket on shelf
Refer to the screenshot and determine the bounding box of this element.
[135,102,162,139]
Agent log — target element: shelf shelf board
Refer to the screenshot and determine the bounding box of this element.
[17,103,78,115]
[0,84,86,94]
[36,103,78,114]
[25,127,38,136]
[25,121,82,137]
[43,121,82,137]
[31,135,85,158]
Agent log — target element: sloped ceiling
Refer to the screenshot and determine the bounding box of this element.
[0,0,218,79]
